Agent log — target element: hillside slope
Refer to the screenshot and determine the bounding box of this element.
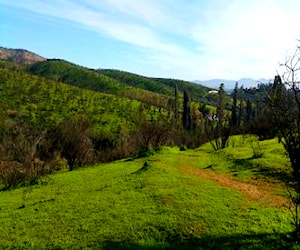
[28,60,209,103]
[28,59,125,95]
[0,67,153,134]
[100,69,208,102]
[0,137,294,249]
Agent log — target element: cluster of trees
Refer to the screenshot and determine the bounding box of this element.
[0,112,174,190]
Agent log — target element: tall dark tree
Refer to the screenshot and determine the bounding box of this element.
[238,85,244,127]
[174,83,179,128]
[182,90,191,130]
[246,98,252,122]
[216,83,225,122]
[231,82,238,127]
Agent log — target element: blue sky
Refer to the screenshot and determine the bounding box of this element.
[1,0,300,81]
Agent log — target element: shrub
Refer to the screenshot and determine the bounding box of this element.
[0,118,59,189]
[59,115,95,170]
[135,120,171,156]
[0,160,48,190]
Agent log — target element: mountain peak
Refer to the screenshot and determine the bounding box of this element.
[0,47,46,65]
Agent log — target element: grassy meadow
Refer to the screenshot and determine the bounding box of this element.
[0,136,297,249]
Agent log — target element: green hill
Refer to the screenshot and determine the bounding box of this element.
[0,67,159,134]
[0,136,294,249]
[99,69,209,103]
[0,47,210,109]
[99,69,174,96]
[28,59,125,95]
[28,60,209,104]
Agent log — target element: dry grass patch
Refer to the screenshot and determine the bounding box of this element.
[182,165,288,208]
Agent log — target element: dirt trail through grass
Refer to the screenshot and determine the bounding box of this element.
[182,165,288,208]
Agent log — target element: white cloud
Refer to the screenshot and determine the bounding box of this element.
[189,0,300,79]
[1,0,185,55]
[2,0,300,80]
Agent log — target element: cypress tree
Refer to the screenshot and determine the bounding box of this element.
[182,90,191,130]
[231,82,238,127]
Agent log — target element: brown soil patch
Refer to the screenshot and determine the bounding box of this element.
[182,165,288,208]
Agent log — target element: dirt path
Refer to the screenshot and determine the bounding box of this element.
[182,165,289,208]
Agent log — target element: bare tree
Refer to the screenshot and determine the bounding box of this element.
[59,115,94,170]
[135,120,170,156]
[0,119,48,189]
[268,45,300,238]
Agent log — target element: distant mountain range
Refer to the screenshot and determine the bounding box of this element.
[195,78,271,90]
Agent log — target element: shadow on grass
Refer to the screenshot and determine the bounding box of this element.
[229,158,292,184]
[253,167,292,184]
[103,232,296,250]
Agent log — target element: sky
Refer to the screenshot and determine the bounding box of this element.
[1,0,300,81]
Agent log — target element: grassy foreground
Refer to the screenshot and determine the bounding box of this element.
[0,136,298,249]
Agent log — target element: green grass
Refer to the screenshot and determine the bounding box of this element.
[196,135,291,184]
[0,137,298,249]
